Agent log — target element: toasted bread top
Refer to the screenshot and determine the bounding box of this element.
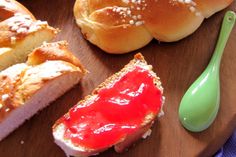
[0,41,86,122]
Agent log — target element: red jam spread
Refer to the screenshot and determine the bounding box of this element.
[60,66,163,149]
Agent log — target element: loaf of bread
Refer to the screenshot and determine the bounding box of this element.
[74,0,233,54]
[0,41,86,141]
[53,53,164,156]
[0,0,58,71]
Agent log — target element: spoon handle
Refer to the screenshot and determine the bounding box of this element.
[209,11,236,69]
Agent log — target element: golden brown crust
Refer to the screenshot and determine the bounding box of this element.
[0,14,58,48]
[0,0,58,71]
[14,61,81,105]
[74,0,233,53]
[0,0,58,48]
[0,64,27,122]
[0,62,81,122]
[0,0,35,22]
[27,41,87,74]
[74,0,152,53]
[194,0,233,17]
[0,42,86,122]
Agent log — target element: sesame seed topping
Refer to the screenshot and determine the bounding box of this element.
[129,20,135,25]
[1,94,9,102]
[10,36,16,45]
[5,108,10,112]
[7,13,48,35]
[111,0,201,28]
[111,0,149,28]
[135,21,144,26]
[171,0,202,16]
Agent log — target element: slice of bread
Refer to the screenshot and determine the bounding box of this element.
[0,14,58,71]
[0,41,86,141]
[53,53,164,157]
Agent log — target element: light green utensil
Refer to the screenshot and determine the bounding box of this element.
[179,11,236,132]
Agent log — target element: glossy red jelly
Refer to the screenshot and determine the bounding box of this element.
[60,66,163,149]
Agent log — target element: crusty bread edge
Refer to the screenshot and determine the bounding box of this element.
[53,53,165,156]
[26,41,87,74]
[0,70,82,141]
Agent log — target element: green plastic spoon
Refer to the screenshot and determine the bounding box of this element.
[179,11,236,132]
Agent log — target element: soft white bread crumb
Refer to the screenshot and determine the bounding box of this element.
[0,41,86,141]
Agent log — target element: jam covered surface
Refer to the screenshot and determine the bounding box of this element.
[60,65,163,149]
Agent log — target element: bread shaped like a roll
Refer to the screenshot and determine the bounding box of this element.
[74,0,233,54]
[0,41,86,141]
[0,0,58,71]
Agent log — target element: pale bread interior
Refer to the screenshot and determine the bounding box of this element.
[0,72,81,141]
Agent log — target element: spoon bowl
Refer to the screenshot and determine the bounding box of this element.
[179,11,236,132]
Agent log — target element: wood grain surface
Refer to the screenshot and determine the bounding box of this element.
[0,1,236,157]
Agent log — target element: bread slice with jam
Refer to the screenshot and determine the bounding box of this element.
[53,53,164,156]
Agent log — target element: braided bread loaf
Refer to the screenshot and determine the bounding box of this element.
[0,41,86,141]
[0,0,58,71]
[74,0,233,54]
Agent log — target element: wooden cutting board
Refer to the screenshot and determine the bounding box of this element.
[0,1,236,157]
